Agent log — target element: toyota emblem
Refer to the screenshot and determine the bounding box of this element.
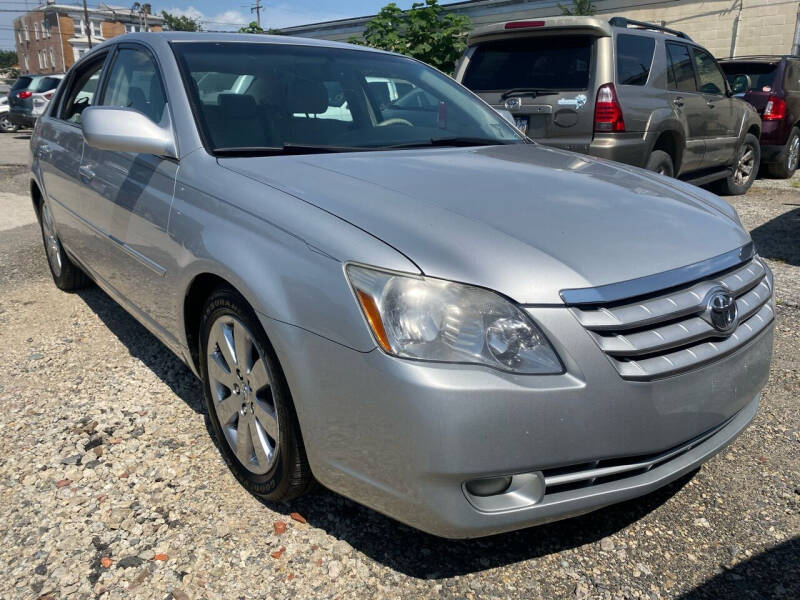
[705,288,738,333]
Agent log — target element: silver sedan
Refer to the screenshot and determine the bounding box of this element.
[29,33,774,538]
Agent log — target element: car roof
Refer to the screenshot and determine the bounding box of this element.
[718,55,798,63]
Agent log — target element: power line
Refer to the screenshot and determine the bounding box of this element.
[250,0,262,28]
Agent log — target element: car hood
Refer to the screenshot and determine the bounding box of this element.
[220,144,750,304]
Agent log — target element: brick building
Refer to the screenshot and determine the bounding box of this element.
[13,2,164,75]
[281,0,800,59]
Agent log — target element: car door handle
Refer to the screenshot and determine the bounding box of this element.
[37,144,52,160]
[672,97,684,107]
[78,164,95,182]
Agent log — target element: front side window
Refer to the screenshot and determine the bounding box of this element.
[172,42,523,153]
[666,43,697,92]
[102,47,167,123]
[463,36,593,92]
[60,57,105,125]
[616,34,655,86]
[692,48,727,96]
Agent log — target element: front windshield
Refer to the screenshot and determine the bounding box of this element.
[171,42,524,153]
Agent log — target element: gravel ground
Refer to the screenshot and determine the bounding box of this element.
[0,135,797,599]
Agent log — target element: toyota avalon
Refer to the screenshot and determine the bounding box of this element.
[29,33,774,538]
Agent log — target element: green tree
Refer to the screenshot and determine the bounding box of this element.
[161,11,202,31]
[0,50,18,69]
[238,21,264,33]
[559,0,597,15]
[349,0,471,74]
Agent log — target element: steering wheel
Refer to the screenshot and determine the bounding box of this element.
[377,118,413,127]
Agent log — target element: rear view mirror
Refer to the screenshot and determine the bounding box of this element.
[81,106,177,158]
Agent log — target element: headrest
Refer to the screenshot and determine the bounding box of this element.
[218,93,258,119]
[286,78,328,114]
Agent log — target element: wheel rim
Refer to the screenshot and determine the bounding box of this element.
[41,203,62,277]
[734,144,755,186]
[0,115,13,132]
[787,136,799,171]
[207,315,279,474]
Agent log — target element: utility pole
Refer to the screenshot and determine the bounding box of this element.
[250,0,262,28]
[82,0,92,49]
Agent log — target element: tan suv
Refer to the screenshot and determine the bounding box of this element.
[456,16,763,195]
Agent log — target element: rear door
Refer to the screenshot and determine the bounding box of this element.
[691,47,737,167]
[79,43,178,332]
[460,33,597,152]
[36,54,108,260]
[665,42,706,172]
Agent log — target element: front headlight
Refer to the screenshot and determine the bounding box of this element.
[346,264,563,374]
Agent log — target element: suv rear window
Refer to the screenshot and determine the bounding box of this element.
[720,62,778,93]
[462,36,593,91]
[10,76,33,92]
[616,34,655,86]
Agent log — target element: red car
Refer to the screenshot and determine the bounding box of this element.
[720,55,800,178]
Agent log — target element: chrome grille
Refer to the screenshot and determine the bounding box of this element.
[570,258,774,380]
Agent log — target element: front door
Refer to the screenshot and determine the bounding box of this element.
[691,47,738,167]
[79,43,179,335]
[665,42,706,174]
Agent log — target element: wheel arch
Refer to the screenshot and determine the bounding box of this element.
[649,128,684,173]
[30,178,43,223]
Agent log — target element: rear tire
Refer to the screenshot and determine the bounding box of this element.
[712,133,760,196]
[0,114,18,133]
[766,127,799,179]
[39,200,92,291]
[200,287,314,502]
[645,150,674,177]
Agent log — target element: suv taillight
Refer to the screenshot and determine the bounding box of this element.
[763,95,786,121]
[43,91,54,100]
[594,83,625,132]
[17,91,33,99]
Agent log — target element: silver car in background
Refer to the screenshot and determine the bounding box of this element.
[29,33,774,538]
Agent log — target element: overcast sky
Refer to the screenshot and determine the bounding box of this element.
[1,1,462,52]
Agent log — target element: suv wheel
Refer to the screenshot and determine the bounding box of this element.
[767,127,799,179]
[713,133,760,196]
[0,114,18,133]
[645,150,674,177]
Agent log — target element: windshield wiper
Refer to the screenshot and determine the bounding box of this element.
[500,88,560,100]
[382,137,518,150]
[214,143,366,157]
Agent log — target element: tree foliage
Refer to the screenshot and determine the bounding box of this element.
[0,50,18,69]
[238,21,264,34]
[349,0,470,74]
[161,11,202,32]
[559,0,597,15]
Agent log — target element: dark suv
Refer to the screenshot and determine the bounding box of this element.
[456,16,763,195]
[719,55,800,178]
[7,74,63,129]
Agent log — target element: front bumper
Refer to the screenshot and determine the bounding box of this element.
[260,308,772,538]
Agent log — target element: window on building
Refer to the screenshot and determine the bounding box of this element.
[91,20,102,38]
[23,54,29,71]
[43,21,50,39]
[127,23,141,33]
[33,22,40,40]
[24,23,29,41]
[50,48,56,69]
[17,28,22,44]
[73,17,84,36]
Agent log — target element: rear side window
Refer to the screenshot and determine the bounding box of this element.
[666,43,696,92]
[462,36,593,91]
[616,34,655,86]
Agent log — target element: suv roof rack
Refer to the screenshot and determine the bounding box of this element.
[608,17,691,40]
[717,54,800,61]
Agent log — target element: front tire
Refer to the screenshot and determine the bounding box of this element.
[39,200,91,290]
[767,127,799,179]
[0,114,18,133]
[645,150,674,177]
[712,133,760,196]
[200,287,314,501]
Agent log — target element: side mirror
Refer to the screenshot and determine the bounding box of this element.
[82,106,177,158]
[495,108,516,125]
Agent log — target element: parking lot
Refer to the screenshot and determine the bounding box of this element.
[0,132,797,599]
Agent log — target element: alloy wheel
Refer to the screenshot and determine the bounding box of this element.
[41,203,62,277]
[787,136,800,172]
[733,143,755,186]
[0,115,15,133]
[207,315,279,474]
